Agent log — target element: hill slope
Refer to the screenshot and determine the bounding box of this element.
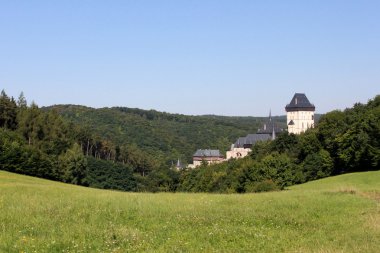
[46,105,287,164]
[1,170,379,252]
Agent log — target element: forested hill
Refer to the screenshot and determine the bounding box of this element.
[45,105,287,165]
[1,89,378,193]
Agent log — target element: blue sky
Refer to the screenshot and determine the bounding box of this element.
[1,1,379,116]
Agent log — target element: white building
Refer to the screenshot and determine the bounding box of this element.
[226,146,251,160]
[285,93,315,134]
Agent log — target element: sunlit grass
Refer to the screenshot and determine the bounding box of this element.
[1,170,379,252]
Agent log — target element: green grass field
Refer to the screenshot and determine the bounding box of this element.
[1,170,379,252]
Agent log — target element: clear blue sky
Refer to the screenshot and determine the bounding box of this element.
[1,1,379,116]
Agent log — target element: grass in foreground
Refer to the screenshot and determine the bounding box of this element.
[0,170,379,252]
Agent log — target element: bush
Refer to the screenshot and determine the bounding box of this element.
[85,157,136,191]
[245,180,279,193]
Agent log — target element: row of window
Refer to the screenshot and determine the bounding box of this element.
[289,122,315,129]
[288,114,314,121]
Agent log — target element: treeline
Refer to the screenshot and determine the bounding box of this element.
[1,89,379,193]
[178,95,380,193]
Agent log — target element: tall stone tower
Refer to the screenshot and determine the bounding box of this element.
[285,93,315,134]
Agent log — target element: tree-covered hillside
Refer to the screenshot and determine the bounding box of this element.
[45,105,287,165]
[1,88,378,194]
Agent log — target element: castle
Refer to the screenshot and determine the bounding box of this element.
[227,93,315,160]
[188,93,315,167]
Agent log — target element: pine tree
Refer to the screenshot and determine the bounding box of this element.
[17,92,27,108]
[0,90,18,130]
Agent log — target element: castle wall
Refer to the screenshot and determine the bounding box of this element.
[287,110,314,134]
[226,147,251,160]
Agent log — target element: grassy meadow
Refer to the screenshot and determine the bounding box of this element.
[0,170,379,252]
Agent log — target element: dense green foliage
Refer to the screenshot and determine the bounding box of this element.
[0,90,139,191]
[85,157,136,191]
[1,170,379,252]
[0,89,379,193]
[46,104,286,165]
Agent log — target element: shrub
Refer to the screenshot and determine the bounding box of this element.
[245,179,279,193]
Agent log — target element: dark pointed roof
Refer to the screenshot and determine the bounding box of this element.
[176,159,183,169]
[288,120,295,125]
[285,93,315,112]
[257,111,283,135]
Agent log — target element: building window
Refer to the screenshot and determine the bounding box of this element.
[312,115,314,120]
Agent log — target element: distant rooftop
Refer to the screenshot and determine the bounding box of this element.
[285,93,315,112]
[193,149,222,157]
[234,134,271,148]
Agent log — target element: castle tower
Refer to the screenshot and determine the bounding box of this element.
[285,93,315,134]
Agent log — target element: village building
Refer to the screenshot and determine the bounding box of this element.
[188,149,225,168]
[285,93,315,134]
